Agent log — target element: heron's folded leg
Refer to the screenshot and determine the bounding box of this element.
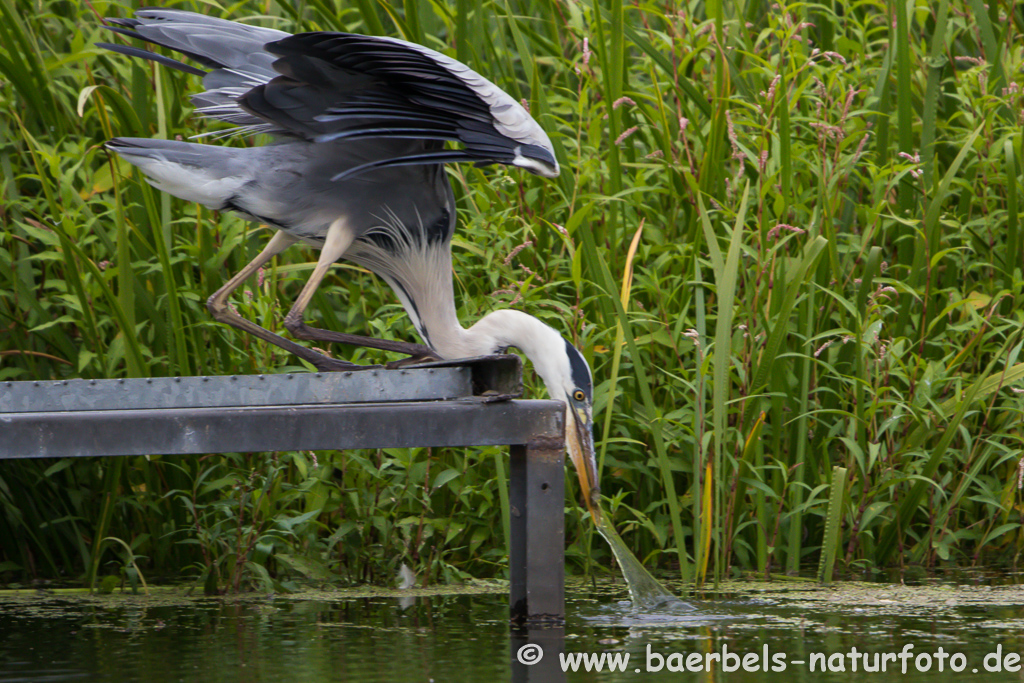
[282,220,441,362]
[207,231,366,372]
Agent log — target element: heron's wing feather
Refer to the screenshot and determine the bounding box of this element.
[101,11,558,176]
[248,33,558,176]
[103,9,288,131]
[96,41,206,77]
[329,150,486,182]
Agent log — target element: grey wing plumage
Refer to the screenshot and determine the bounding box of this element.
[99,8,288,133]
[99,9,559,179]
[257,33,559,179]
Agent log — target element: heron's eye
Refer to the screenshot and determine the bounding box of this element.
[572,389,586,402]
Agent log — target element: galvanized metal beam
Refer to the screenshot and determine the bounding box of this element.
[0,399,564,458]
[397,354,524,399]
[0,355,523,414]
[0,370,468,413]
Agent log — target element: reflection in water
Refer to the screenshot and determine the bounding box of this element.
[511,625,565,683]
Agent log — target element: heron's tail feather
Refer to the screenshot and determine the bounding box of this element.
[105,138,249,211]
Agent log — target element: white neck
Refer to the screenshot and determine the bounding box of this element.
[441,308,561,360]
[436,309,573,402]
[391,267,571,400]
[346,234,573,400]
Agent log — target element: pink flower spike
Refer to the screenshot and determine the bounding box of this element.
[503,240,534,266]
[616,126,639,146]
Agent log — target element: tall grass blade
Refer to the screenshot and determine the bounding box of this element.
[893,0,914,218]
[740,236,827,432]
[698,461,712,585]
[1004,138,1019,269]
[597,220,645,475]
[698,184,747,584]
[817,466,847,584]
[919,0,951,187]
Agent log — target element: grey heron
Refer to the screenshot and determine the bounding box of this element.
[99,9,600,513]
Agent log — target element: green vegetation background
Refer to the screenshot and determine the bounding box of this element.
[1,0,1023,591]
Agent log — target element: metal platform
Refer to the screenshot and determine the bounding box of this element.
[0,355,565,623]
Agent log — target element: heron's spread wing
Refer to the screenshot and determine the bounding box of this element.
[100,10,558,178]
[254,33,558,178]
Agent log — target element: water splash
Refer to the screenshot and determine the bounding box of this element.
[594,510,695,613]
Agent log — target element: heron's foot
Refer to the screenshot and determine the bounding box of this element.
[285,320,440,361]
[385,353,443,369]
[284,317,319,341]
[306,353,379,373]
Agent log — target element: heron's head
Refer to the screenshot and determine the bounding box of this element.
[531,336,600,518]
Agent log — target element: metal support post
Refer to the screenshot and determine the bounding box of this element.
[509,438,565,624]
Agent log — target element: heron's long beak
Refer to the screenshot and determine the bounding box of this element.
[565,404,601,521]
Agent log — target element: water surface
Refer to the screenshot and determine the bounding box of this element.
[2,577,1023,682]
